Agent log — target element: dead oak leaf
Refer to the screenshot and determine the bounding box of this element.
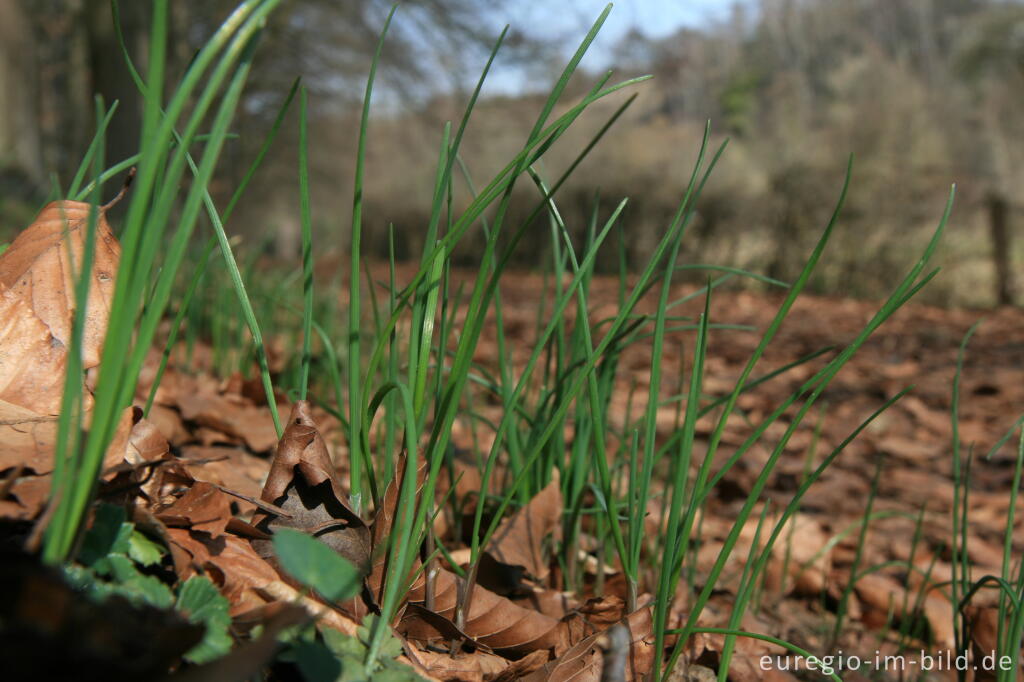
[157,481,233,538]
[251,401,370,576]
[0,200,120,370]
[523,607,655,682]
[488,469,562,582]
[166,527,281,616]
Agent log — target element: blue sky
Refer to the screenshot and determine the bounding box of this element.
[501,0,739,41]
[482,1,743,93]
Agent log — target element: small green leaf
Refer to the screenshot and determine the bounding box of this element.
[322,627,365,658]
[128,529,165,566]
[177,576,232,663]
[78,504,132,568]
[272,528,361,602]
[292,640,342,682]
[105,554,174,608]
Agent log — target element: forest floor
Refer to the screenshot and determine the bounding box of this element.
[3,264,1021,681]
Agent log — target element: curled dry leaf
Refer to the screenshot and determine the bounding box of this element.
[0,200,120,369]
[0,200,126,482]
[0,472,51,520]
[522,607,655,682]
[488,470,562,583]
[157,481,234,538]
[370,456,579,659]
[251,401,371,581]
[410,646,509,682]
[167,527,282,617]
[176,389,281,453]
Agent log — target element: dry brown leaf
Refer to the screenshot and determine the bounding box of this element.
[157,481,234,538]
[367,454,428,606]
[0,472,51,519]
[0,200,129,483]
[403,566,570,655]
[0,284,71,417]
[166,527,282,616]
[0,200,120,369]
[578,596,628,630]
[369,454,579,657]
[761,513,831,596]
[250,401,370,576]
[488,470,562,582]
[523,607,654,682]
[699,611,787,682]
[125,416,170,464]
[0,282,75,474]
[177,444,269,515]
[176,389,282,453]
[410,647,509,682]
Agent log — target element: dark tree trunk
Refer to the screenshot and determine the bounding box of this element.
[988,192,1014,306]
[29,0,92,188]
[84,0,149,179]
[0,0,44,194]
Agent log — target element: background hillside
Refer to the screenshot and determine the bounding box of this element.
[1,0,1022,306]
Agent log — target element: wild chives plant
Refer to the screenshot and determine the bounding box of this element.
[44,0,286,563]
[39,2,984,679]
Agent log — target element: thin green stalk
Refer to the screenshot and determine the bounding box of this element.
[348,5,397,516]
[298,85,314,400]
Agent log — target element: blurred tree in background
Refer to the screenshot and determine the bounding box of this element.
[1,0,1021,307]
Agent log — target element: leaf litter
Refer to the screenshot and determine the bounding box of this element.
[1,207,1023,680]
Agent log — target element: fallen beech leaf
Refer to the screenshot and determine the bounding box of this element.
[158,482,234,538]
[852,571,955,648]
[698,610,786,682]
[174,445,268,515]
[167,527,283,616]
[0,472,51,519]
[762,514,831,596]
[0,200,120,369]
[0,201,129,481]
[367,454,427,605]
[404,566,570,655]
[177,390,282,453]
[370,455,577,657]
[400,602,482,648]
[492,650,551,682]
[521,587,579,620]
[0,284,71,416]
[488,470,562,582]
[257,580,359,637]
[523,607,654,681]
[410,646,509,682]
[125,417,170,464]
[578,596,628,630]
[251,401,370,578]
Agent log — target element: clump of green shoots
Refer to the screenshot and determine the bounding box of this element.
[44,2,978,680]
